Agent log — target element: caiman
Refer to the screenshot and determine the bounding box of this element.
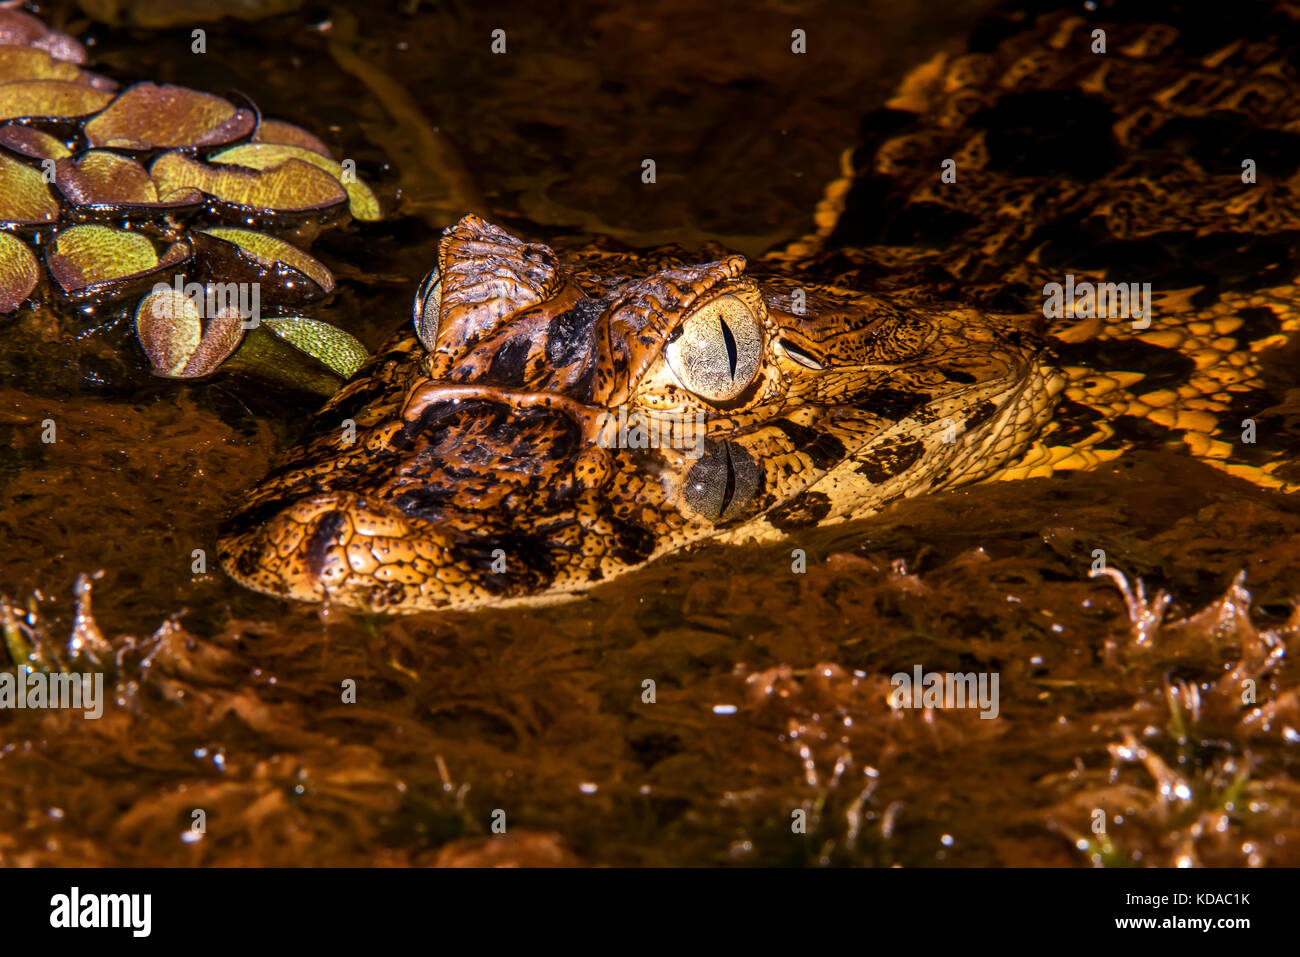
[218,2,1300,613]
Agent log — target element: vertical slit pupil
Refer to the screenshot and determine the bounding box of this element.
[720,320,738,379]
[720,443,737,516]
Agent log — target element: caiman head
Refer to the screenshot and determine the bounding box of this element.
[218,215,1054,613]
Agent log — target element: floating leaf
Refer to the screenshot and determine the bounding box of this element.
[0,79,114,121]
[0,45,98,85]
[0,47,113,91]
[0,232,39,312]
[151,151,346,216]
[223,325,346,397]
[0,124,71,160]
[253,119,331,157]
[56,150,155,204]
[45,224,189,300]
[135,286,246,378]
[55,150,203,211]
[210,142,381,221]
[83,82,256,150]
[48,225,155,287]
[0,8,87,64]
[0,151,59,226]
[261,315,369,378]
[198,226,334,299]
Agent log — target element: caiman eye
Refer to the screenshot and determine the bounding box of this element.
[665,294,762,404]
[683,440,763,523]
[412,265,442,350]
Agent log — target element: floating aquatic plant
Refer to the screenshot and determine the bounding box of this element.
[0,17,382,388]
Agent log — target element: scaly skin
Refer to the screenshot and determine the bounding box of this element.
[220,2,1300,612]
[218,216,1054,611]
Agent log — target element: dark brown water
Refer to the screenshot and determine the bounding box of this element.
[1,0,1298,866]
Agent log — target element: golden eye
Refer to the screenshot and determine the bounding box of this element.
[412,265,442,350]
[683,440,763,524]
[664,294,762,404]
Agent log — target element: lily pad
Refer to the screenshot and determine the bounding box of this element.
[0,232,39,312]
[134,285,246,378]
[45,224,189,301]
[0,151,59,226]
[0,124,72,161]
[197,226,335,300]
[0,79,114,121]
[150,151,347,216]
[210,142,381,221]
[83,82,256,150]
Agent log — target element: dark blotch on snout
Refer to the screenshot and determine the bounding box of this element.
[305,510,347,577]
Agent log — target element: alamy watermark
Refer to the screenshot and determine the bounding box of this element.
[1043,274,1151,329]
[50,887,150,937]
[0,669,104,719]
[889,665,1000,719]
[595,406,705,458]
[149,274,261,328]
